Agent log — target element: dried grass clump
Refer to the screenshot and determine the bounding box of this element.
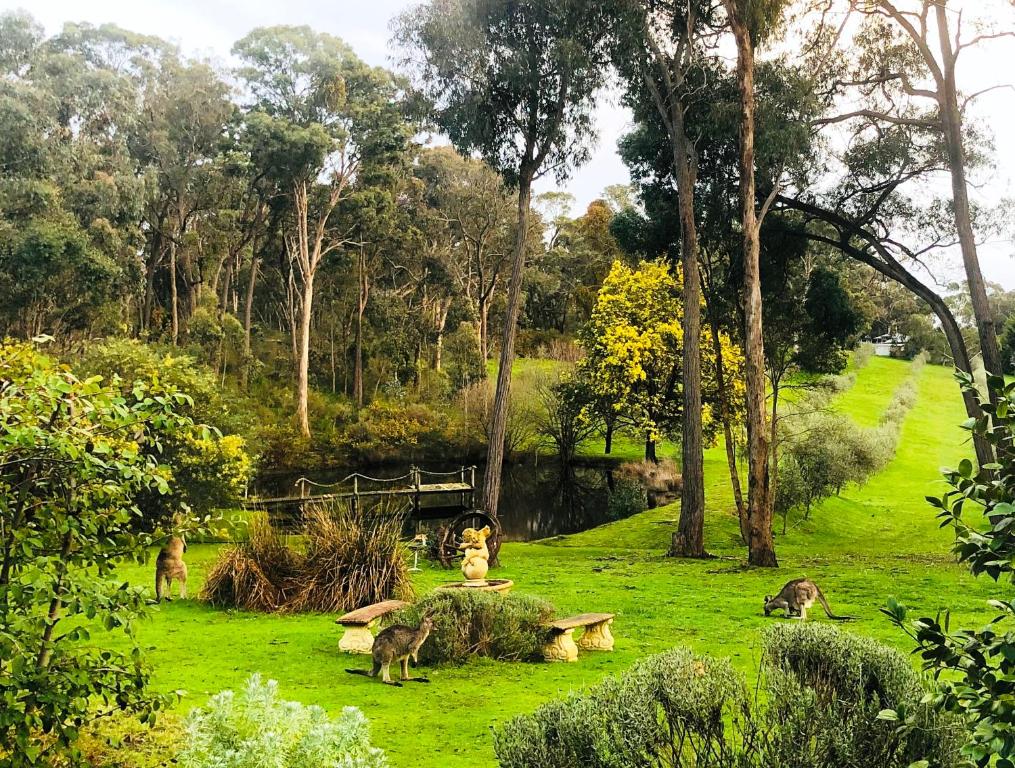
[200,502,413,614]
[201,514,297,611]
[616,459,682,494]
[288,504,412,613]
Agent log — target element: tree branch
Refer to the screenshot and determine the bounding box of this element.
[811,109,937,129]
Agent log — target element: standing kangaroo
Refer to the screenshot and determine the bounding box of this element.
[155,535,188,602]
[346,611,434,687]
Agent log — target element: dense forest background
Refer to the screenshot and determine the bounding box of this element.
[2,10,1013,479]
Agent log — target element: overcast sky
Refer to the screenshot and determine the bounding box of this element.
[11,0,1015,289]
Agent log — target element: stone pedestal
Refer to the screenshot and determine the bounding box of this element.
[338,622,377,654]
[435,578,513,595]
[544,629,579,662]
[578,618,614,651]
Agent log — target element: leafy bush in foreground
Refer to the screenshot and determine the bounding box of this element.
[495,623,961,768]
[391,590,555,665]
[0,341,192,767]
[764,622,961,767]
[495,648,747,767]
[884,371,1015,768]
[180,674,386,768]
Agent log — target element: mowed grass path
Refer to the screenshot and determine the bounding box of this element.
[110,358,994,768]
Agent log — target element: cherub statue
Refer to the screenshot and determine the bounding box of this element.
[458,525,491,582]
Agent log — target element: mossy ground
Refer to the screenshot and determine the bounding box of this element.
[104,357,995,768]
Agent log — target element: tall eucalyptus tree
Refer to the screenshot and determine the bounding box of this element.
[609,0,722,558]
[395,0,615,536]
[832,0,1015,383]
[720,0,790,567]
[233,26,409,436]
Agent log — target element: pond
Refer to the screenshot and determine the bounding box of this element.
[254,460,653,542]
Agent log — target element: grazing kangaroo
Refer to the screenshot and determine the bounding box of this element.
[346,611,434,687]
[155,535,188,602]
[764,578,855,621]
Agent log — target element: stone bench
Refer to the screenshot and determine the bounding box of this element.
[543,612,615,662]
[336,599,410,654]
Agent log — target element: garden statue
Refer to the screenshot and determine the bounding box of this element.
[434,523,511,594]
[459,525,491,582]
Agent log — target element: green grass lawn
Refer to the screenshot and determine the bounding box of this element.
[831,355,914,427]
[106,357,995,768]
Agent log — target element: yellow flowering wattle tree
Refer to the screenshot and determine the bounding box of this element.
[577,259,743,462]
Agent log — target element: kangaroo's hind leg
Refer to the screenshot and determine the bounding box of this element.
[381,661,403,687]
[155,571,164,602]
[178,564,188,599]
[400,656,430,683]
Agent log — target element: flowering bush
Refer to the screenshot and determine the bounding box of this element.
[180,674,387,768]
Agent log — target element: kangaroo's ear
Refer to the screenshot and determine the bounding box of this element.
[480,525,491,537]
[764,595,772,602]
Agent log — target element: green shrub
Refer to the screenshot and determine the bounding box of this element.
[391,590,555,665]
[180,674,386,768]
[74,338,255,525]
[765,619,918,705]
[494,648,746,768]
[75,711,183,768]
[347,399,448,462]
[443,321,486,391]
[829,370,857,392]
[776,412,866,522]
[75,337,249,435]
[606,477,646,520]
[854,342,875,369]
[255,421,315,470]
[494,626,962,768]
[763,622,962,767]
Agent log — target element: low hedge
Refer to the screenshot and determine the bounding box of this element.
[494,623,963,768]
[390,589,555,665]
[495,648,745,767]
[762,622,961,767]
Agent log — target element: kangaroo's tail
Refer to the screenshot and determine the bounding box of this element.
[346,669,372,677]
[816,587,856,621]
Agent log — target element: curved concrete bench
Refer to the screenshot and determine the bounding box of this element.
[543,612,615,662]
[336,599,410,654]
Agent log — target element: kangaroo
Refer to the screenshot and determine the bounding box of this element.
[346,611,435,687]
[764,578,855,621]
[155,535,188,602]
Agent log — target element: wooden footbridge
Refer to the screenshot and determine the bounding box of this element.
[244,466,478,529]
